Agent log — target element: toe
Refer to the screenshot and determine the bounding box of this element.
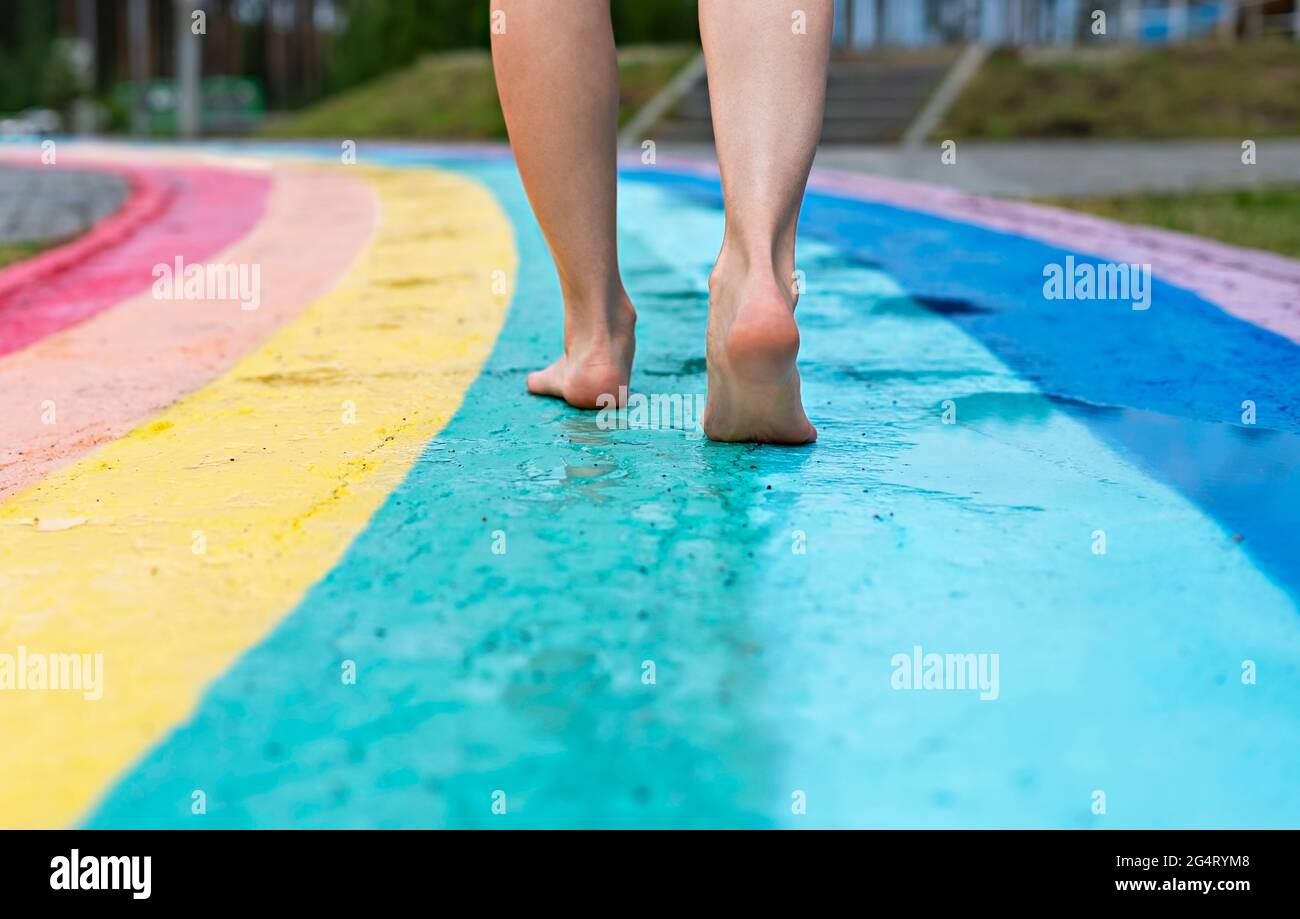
[526,363,565,399]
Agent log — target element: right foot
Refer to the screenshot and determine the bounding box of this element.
[703,261,816,445]
[526,297,637,409]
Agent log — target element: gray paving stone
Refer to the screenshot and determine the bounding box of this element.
[0,164,129,244]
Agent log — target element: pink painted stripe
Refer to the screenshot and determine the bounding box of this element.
[640,153,1300,345]
[0,158,272,357]
[0,163,376,502]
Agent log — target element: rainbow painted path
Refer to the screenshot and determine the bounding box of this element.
[1,142,1298,828]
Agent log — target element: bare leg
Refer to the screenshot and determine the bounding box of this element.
[699,0,829,444]
[490,0,635,408]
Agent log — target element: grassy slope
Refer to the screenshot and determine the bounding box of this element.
[260,46,694,141]
[0,241,47,269]
[1043,186,1300,260]
[938,40,1300,140]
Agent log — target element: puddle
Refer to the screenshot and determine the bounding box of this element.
[961,390,1300,597]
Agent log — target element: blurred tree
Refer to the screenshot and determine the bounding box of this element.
[327,0,490,91]
[41,37,94,115]
[0,0,59,112]
[610,0,699,45]
[326,0,697,92]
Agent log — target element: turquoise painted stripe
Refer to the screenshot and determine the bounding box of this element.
[623,178,1300,828]
[88,159,1300,828]
[629,169,1300,602]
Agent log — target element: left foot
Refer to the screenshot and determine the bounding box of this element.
[526,295,637,409]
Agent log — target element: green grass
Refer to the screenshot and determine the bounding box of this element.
[938,40,1300,140]
[1041,186,1300,260]
[260,45,694,141]
[0,241,47,269]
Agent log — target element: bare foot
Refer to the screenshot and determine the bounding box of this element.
[703,256,816,445]
[526,296,637,409]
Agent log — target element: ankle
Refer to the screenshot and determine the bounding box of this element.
[711,237,797,302]
[710,249,795,311]
[563,291,636,351]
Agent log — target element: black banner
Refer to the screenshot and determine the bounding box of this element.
[0,829,1283,905]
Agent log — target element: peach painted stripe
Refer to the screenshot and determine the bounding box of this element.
[0,162,376,502]
[0,156,271,357]
[0,163,516,828]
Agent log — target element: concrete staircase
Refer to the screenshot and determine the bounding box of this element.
[651,49,960,146]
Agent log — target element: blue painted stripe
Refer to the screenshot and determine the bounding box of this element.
[627,169,1300,603]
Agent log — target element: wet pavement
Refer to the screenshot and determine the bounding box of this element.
[3,142,1299,828]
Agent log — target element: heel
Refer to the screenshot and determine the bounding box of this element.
[722,311,800,385]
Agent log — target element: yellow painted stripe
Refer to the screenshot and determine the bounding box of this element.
[0,163,516,828]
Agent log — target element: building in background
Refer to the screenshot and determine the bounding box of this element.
[833,0,1300,48]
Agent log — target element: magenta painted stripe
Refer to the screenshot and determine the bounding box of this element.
[0,159,272,358]
[0,167,165,303]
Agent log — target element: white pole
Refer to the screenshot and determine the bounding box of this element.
[175,0,202,139]
[1120,0,1140,43]
[128,0,149,135]
[979,0,995,43]
[77,0,96,78]
[1219,0,1238,43]
[1055,0,1080,45]
[1169,0,1189,43]
[862,0,878,47]
[907,0,925,46]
